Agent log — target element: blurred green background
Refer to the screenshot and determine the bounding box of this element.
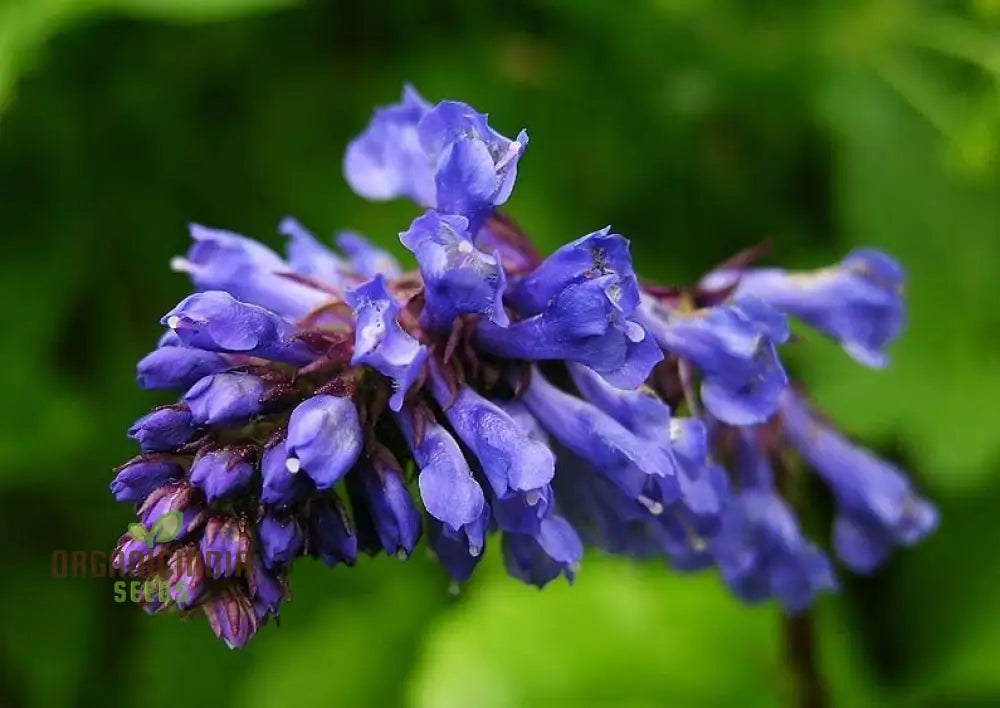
[2,1,999,706]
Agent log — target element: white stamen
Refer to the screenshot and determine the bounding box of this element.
[669,419,682,442]
[170,256,192,273]
[285,456,301,474]
[457,240,474,254]
[525,489,541,507]
[689,535,708,553]
[469,543,482,558]
[448,580,461,596]
[395,548,408,560]
[637,495,664,515]
[495,141,522,170]
[166,316,182,330]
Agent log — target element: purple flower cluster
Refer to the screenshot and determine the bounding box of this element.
[110,86,936,647]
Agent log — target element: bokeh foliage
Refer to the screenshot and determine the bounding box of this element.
[1,1,999,706]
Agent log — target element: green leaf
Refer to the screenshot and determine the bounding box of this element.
[127,523,150,544]
[149,511,183,544]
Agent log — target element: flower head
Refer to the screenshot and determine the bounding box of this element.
[109,85,934,647]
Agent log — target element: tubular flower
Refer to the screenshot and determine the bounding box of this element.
[109,87,935,647]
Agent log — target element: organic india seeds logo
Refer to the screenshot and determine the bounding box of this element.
[51,510,252,607]
[127,510,183,548]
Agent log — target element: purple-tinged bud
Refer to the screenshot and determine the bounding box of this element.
[779,389,937,573]
[417,100,528,229]
[346,446,422,559]
[189,447,256,502]
[112,534,170,576]
[259,511,305,569]
[286,395,363,489]
[706,249,905,368]
[502,515,583,588]
[336,231,402,278]
[394,408,486,543]
[110,454,184,503]
[636,295,789,425]
[249,558,286,622]
[200,515,253,579]
[203,589,259,649]
[184,372,267,426]
[136,346,230,390]
[477,276,662,389]
[127,405,198,453]
[173,223,326,318]
[344,85,435,206]
[427,358,553,500]
[521,367,679,506]
[308,495,358,567]
[163,291,315,366]
[346,274,427,411]
[279,216,347,286]
[137,482,206,541]
[399,210,508,331]
[260,436,312,507]
[167,545,207,609]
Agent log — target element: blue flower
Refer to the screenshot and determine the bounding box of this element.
[394,408,486,549]
[347,445,423,559]
[521,367,679,509]
[337,230,402,279]
[780,390,937,573]
[163,291,316,365]
[189,447,256,502]
[346,274,427,411]
[400,210,508,331]
[286,395,364,490]
[708,249,905,368]
[279,216,347,286]
[416,100,528,229]
[344,85,435,207]
[259,511,305,569]
[568,364,725,519]
[127,405,198,454]
[479,228,660,389]
[711,431,836,612]
[428,510,490,584]
[184,372,267,426]
[426,358,553,500]
[127,405,196,453]
[502,515,583,587]
[637,296,789,424]
[478,276,662,389]
[173,223,327,318]
[308,495,359,567]
[260,436,312,507]
[111,87,934,645]
[508,227,640,316]
[110,455,184,503]
[136,343,230,390]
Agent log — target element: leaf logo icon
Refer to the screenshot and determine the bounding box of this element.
[126,511,183,549]
[127,523,151,546]
[150,511,183,545]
